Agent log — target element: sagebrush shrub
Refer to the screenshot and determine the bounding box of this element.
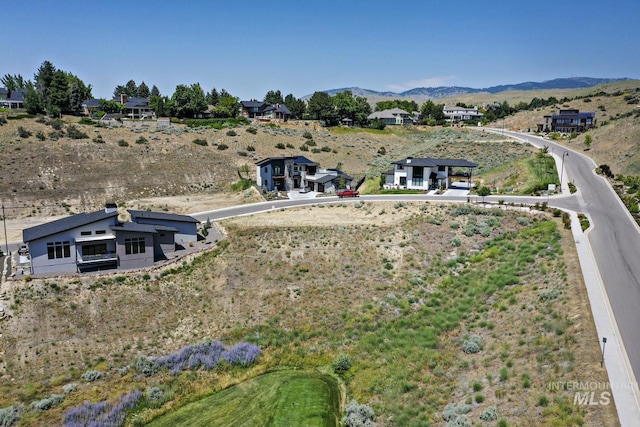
[226,129,237,136]
[63,383,78,394]
[333,353,352,372]
[30,394,64,411]
[81,370,103,382]
[462,335,484,354]
[0,404,22,426]
[67,126,88,139]
[135,356,159,377]
[343,399,375,427]
[480,406,498,421]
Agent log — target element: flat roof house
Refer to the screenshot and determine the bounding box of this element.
[387,157,478,191]
[542,109,596,133]
[22,204,200,275]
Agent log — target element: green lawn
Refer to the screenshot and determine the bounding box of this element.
[147,370,340,427]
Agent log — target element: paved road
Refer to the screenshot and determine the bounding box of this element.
[192,130,640,424]
[497,130,640,386]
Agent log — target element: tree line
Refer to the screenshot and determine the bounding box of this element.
[3,60,573,126]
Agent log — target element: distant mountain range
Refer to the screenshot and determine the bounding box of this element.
[307,77,631,101]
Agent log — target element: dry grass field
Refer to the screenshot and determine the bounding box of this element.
[0,202,618,426]
[1,80,638,425]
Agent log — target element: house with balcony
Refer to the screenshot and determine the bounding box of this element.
[22,204,200,274]
[443,106,483,123]
[255,156,317,192]
[82,94,155,119]
[240,101,291,123]
[368,108,414,125]
[385,157,478,191]
[542,109,596,133]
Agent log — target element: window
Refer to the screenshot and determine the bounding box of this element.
[125,237,146,255]
[47,241,71,259]
[82,243,108,260]
[80,231,92,236]
[412,167,424,186]
[438,166,446,172]
[95,230,106,235]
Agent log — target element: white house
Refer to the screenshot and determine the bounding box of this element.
[443,106,483,123]
[386,157,477,191]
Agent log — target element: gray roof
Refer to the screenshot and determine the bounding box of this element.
[23,210,119,242]
[392,157,478,168]
[110,222,159,233]
[83,99,101,107]
[128,210,200,224]
[255,155,317,166]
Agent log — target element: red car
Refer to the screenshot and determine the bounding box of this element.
[337,189,359,198]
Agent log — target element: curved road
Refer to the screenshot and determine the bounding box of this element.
[192,129,640,424]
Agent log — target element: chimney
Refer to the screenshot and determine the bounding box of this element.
[407,157,412,164]
[105,203,118,214]
[120,94,127,104]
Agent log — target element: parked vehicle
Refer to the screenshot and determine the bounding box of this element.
[337,189,359,198]
[299,187,310,193]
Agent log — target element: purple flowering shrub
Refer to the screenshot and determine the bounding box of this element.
[153,340,261,375]
[63,390,142,427]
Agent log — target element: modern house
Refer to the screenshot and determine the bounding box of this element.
[541,109,596,133]
[368,108,414,125]
[240,101,291,123]
[256,156,317,192]
[0,88,26,109]
[385,157,478,191]
[255,156,353,193]
[443,106,483,123]
[303,168,353,193]
[82,94,155,120]
[128,210,199,249]
[22,204,200,275]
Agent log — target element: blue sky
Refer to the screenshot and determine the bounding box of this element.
[4,0,639,100]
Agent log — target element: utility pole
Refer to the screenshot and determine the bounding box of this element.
[601,337,607,367]
[2,200,8,256]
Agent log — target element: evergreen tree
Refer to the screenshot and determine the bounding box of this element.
[150,85,160,97]
[264,90,284,104]
[307,91,338,126]
[125,79,137,97]
[24,82,44,114]
[207,87,220,106]
[137,81,150,98]
[34,60,56,104]
[46,70,70,116]
[284,94,306,119]
[113,85,126,99]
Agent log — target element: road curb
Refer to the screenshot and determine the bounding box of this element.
[570,210,640,425]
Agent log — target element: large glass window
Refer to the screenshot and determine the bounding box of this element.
[82,243,108,260]
[47,241,71,259]
[125,237,146,255]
